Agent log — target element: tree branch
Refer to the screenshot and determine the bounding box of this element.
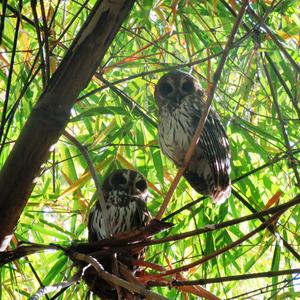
[159,211,283,276]
[29,271,81,300]
[148,268,300,286]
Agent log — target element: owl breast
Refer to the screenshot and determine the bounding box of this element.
[89,191,141,240]
[158,98,203,165]
[158,97,205,170]
[157,95,230,201]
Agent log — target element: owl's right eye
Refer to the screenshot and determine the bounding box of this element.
[182,80,194,93]
[159,82,173,96]
[111,173,127,187]
[135,179,147,192]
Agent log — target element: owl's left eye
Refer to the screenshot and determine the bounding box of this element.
[159,82,173,96]
[182,80,194,93]
[135,179,147,192]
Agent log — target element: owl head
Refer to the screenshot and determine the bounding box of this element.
[154,71,204,111]
[102,169,148,200]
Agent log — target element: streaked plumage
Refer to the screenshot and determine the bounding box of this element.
[85,169,150,299]
[88,169,150,241]
[154,71,231,203]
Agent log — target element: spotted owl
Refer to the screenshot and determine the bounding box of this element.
[154,71,231,203]
[88,169,150,241]
[85,169,150,299]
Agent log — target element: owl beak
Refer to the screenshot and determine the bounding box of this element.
[175,94,182,105]
[129,184,136,195]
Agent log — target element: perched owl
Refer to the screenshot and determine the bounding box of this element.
[88,169,150,241]
[154,71,231,203]
[85,169,150,299]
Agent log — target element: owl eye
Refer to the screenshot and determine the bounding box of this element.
[159,82,173,96]
[111,173,127,187]
[135,179,147,192]
[182,80,194,93]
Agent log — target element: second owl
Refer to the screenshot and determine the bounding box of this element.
[154,71,231,203]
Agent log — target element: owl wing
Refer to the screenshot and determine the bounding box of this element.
[88,202,104,242]
[187,102,231,201]
[131,197,151,229]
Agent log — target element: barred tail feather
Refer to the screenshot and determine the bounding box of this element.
[212,184,231,203]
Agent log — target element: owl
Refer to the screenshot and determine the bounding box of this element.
[85,169,150,299]
[154,71,231,203]
[88,169,150,241]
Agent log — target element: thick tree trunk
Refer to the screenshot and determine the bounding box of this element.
[0,0,136,250]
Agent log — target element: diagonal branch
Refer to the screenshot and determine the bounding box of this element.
[63,131,111,237]
[159,211,283,276]
[261,55,300,187]
[232,189,300,262]
[29,271,81,300]
[246,6,300,74]
[265,54,300,118]
[98,74,157,127]
[148,268,300,286]
[0,0,22,147]
[31,0,47,88]
[156,0,249,220]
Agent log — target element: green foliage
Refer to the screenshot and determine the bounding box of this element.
[0,0,299,299]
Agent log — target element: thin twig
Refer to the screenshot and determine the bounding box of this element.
[229,277,298,300]
[232,149,300,184]
[265,54,300,118]
[0,0,22,147]
[27,258,51,300]
[262,55,300,187]
[232,189,300,262]
[29,271,81,300]
[98,74,157,127]
[63,131,111,237]
[39,0,51,82]
[149,268,300,286]
[160,211,284,276]
[0,48,42,156]
[48,0,62,29]
[267,274,300,300]
[220,0,299,119]
[0,0,35,26]
[54,0,89,47]
[0,0,7,43]
[31,0,47,87]
[246,6,300,74]
[156,0,249,220]
[78,29,253,103]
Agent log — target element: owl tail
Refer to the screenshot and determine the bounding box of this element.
[212,185,231,204]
